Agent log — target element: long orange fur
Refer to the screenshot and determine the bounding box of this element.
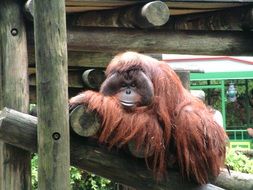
[69,52,228,184]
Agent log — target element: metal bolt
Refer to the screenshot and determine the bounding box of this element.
[52,132,61,140]
[11,28,18,36]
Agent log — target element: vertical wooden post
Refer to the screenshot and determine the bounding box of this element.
[33,0,70,189]
[0,0,31,189]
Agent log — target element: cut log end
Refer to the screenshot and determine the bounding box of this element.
[70,105,100,137]
[141,1,170,26]
[82,69,105,89]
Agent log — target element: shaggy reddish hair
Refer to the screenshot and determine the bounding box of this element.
[69,52,227,184]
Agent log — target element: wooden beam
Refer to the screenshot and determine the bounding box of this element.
[0,108,226,190]
[68,1,170,28]
[70,105,100,137]
[235,149,253,157]
[0,0,31,189]
[28,50,115,67]
[29,68,89,89]
[65,27,253,55]
[27,27,253,56]
[25,0,253,15]
[28,50,162,68]
[82,69,105,89]
[27,0,170,28]
[33,0,70,189]
[213,169,253,190]
[166,6,253,31]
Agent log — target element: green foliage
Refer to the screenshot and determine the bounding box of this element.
[83,174,113,190]
[31,154,114,190]
[31,154,38,189]
[226,149,253,174]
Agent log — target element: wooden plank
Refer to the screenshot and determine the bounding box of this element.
[0,0,31,189]
[33,0,70,189]
[0,108,226,190]
[65,27,253,55]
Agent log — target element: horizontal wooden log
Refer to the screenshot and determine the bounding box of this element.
[213,169,253,190]
[29,68,95,88]
[68,1,169,28]
[68,4,253,30]
[0,108,37,152]
[28,50,162,68]
[69,104,154,160]
[24,0,253,16]
[27,26,253,55]
[27,0,138,14]
[166,6,253,31]
[64,0,137,7]
[235,149,253,157]
[27,1,169,28]
[0,107,225,190]
[82,69,105,89]
[70,105,100,137]
[66,28,253,55]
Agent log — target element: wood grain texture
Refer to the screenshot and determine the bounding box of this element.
[33,0,70,189]
[66,27,253,55]
[27,27,253,56]
[166,6,253,31]
[70,105,100,137]
[0,108,226,190]
[68,1,169,28]
[0,0,31,189]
